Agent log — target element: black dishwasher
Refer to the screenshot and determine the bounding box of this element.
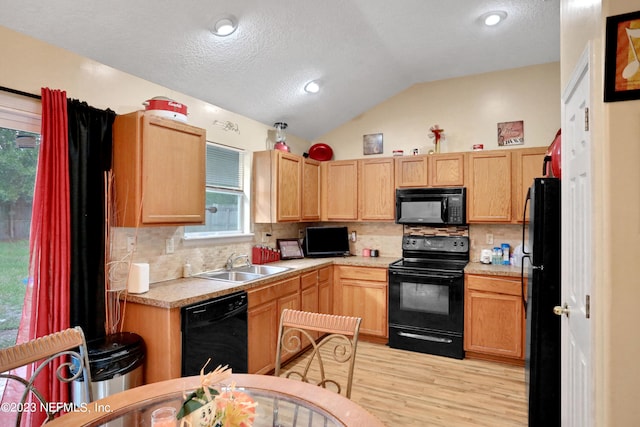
[181,291,248,376]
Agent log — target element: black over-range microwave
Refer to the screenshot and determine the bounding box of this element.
[395,187,467,226]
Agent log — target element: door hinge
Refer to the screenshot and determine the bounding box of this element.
[586,294,590,319]
[584,107,589,131]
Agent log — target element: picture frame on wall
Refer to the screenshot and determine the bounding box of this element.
[497,120,524,146]
[363,133,383,155]
[277,239,304,260]
[604,10,640,102]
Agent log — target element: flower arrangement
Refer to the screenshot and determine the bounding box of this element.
[177,362,257,427]
[428,125,445,153]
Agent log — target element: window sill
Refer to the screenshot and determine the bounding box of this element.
[183,232,255,245]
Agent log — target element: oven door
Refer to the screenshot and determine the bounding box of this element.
[388,268,465,358]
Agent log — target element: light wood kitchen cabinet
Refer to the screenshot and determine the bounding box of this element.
[247,299,278,375]
[512,147,547,223]
[322,160,358,220]
[120,302,182,383]
[247,275,300,374]
[466,151,513,222]
[112,111,206,227]
[430,153,465,187]
[464,274,526,364]
[253,150,302,223]
[395,153,464,188]
[395,155,428,187]
[359,158,395,220]
[301,271,320,345]
[318,266,332,315]
[302,158,321,221]
[333,266,388,338]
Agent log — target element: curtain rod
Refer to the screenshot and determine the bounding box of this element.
[0,85,41,100]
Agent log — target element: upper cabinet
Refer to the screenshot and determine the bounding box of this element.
[253,151,322,223]
[359,158,395,220]
[467,147,547,224]
[253,150,303,223]
[322,160,358,221]
[395,156,428,188]
[112,111,206,227]
[301,158,321,221]
[512,147,548,223]
[430,153,465,187]
[395,153,464,188]
[467,151,513,222]
[322,158,395,221]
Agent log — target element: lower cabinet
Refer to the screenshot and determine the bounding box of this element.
[120,302,182,383]
[333,266,388,339]
[318,266,332,315]
[247,275,300,374]
[464,274,526,364]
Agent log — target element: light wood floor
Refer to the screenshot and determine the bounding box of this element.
[282,341,527,426]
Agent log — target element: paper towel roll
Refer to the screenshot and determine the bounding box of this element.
[128,263,149,294]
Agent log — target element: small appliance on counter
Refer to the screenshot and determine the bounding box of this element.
[480,249,492,264]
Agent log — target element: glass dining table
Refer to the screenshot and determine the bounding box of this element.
[46,374,384,427]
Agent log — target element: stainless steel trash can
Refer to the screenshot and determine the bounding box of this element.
[72,332,145,426]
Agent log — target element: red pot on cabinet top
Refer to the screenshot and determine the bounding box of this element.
[308,143,333,161]
[544,129,561,179]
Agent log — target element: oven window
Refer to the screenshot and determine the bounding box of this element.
[400,282,449,315]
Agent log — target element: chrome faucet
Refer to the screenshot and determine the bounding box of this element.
[225,253,251,270]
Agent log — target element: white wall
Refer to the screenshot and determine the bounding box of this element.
[561,0,640,425]
[315,62,561,159]
[0,26,309,156]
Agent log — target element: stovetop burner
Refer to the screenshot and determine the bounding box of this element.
[390,235,470,273]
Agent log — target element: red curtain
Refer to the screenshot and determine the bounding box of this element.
[0,88,71,426]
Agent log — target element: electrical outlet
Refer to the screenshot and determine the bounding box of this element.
[350,231,357,242]
[127,236,136,253]
[486,233,494,245]
[261,232,269,243]
[165,238,175,254]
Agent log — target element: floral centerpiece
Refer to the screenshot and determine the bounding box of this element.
[428,125,445,153]
[177,362,257,427]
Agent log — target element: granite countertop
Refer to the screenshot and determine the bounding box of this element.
[123,256,399,309]
[464,261,524,278]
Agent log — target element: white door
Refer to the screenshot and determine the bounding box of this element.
[560,46,593,426]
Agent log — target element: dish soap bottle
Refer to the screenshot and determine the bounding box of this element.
[183,260,191,278]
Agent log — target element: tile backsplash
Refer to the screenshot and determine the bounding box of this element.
[109,222,526,285]
[468,223,528,263]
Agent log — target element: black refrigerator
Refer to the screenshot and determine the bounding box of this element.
[523,177,561,427]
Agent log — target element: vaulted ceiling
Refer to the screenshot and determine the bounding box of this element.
[0,0,560,140]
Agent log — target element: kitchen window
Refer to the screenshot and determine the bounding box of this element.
[184,142,250,240]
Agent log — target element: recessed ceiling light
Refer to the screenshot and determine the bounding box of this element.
[304,81,320,93]
[211,16,237,36]
[482,11,507,26]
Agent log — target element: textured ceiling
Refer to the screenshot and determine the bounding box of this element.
[0,0,560,140]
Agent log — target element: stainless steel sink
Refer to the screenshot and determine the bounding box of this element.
[194,265,292,283]
[233,265,292,275]
[195,271,262,283]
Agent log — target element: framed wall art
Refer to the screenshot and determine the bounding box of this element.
[363,133,383,155]
[277,238,304,259]
[604,10,640,102]
[497,120,524,146]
